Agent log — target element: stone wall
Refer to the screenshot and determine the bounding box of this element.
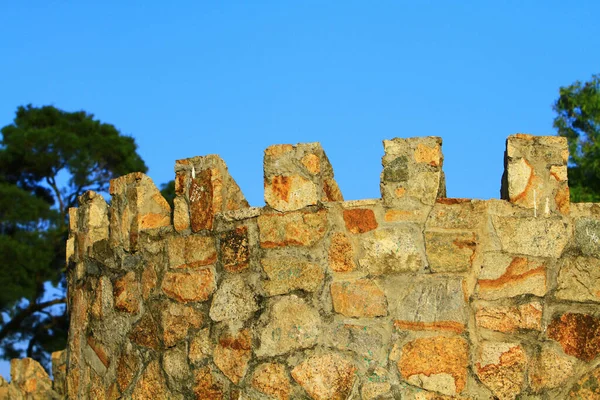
[25,134,600,399]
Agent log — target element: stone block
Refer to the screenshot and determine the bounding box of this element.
[251,363,291,400]
[425,230,477,272]
[264,142,343,211]
[161,302,203,347]
[131,360,169,400]
[258,209,328,248]
[174,155,248,232]
[556,256,600,302]
[189,328,212,365]
[161,268,216,303]
[491,215,569,258]
[220,226,250,272]
[330,279,388,318]
[381,136,445,207]
[291,353,357,400]
[425,198,487,230]
[528,344,576,392]
[256,295,321,357]
[113,271,140,314]
[129,312,159,350]
[213,329,252,384]
[343,208,378,234]
[109,172,171,251]
[397,336,468,396]
[502,134,569,215]
[209,274,259,323]
[548,312,600,361]
[384,275,467,333]
[328,232,356,272]
[261,257,324,296]
[475,302,542,333]
[329,323,390,368]
[10,358,55,398]
[167,234,217,269]
[477,253,547,300]
[358,226,426,275]
[574,217,600,257]
[474,341,527,400]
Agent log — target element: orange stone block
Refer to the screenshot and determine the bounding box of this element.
[328,232,356,272]
[258,210,328,248]
[161,268,216,303]
[291,353,357,400]
[548,313,600,362]
[331,279,387,318]
[251,363,291,400]
[213,329,252,384]
[343,208,378,234]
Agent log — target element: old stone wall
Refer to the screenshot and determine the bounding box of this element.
[16,134,600,399]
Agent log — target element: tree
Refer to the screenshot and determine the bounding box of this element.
[0,104,147,368]
[554,74,600,202]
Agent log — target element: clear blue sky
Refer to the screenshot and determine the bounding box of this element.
[1,0,599,379]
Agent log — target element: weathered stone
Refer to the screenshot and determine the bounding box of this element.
[193,366,225,400]
[220,226,250,272]
[568,365,600,398]
[291,353,357,400]
[426,199,486,230]
[265,174,319,211]
[529,344,576,392]
[328,232,356,272]
[163,345,190,385]
[161,268,216,303]
[574,218,600,257]
[141,263,157,300]
[329,323,390,368]
[51,350,67,396]
[116,346,140,393]
[213,329,252,384]
[251,363,291,400]
[343,208,378,234]
[129,312,160,350]
[209,274,259,323]
[189,328,212,365]
[173,196,190,232]
[113,271,140,314]
[330,279,387,318]
[383,206,430,223]
[503,134,569,215]
[258,209,328,248]
[131,359,169,400]
[548,313,600,361]
[477,254,547,300]
[256,295,321,357]
[385,275,467,333]
[91,276,113,320]
[168,234,217,269]
[398,336,468,395]
[359,226,425,275]
[425,230,477,272]
[85,336,110,374]
[556,256,600,302]
[161,302,204,347]
[361,377,392,400]
[10,358,55,399]
[75,191,110,254]
[261,257,324,296]
[109,173,171,251]
[475,302,542,333]
[381,137,444,206]
[475,341,527,400]
[492,216,569,258]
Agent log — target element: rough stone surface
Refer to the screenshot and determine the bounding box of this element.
[131,360,170,400]
[258,209,328,248]
[529,344,576,392]
[291,353,357,400]
[261,257,325,296]
[188,328,212,365]
[547,313,600,361]
[398,336,468,396]
[343,208,378,234]
[475,341,527,400]
[358,226,425,275]
[251,363,291,400]
[328,232,356,272]
[556,256,600,302]
[220,226,250,272]
[161,267,216,303]
[113,271,140,314]
[331,279,388,318]
[425,230,477,272]
[209,274,259,323]
[256,295,321,357]
[161,302,204,347]
[568,365,600,398]
[193,366,225,400]
[475,302,542,333]
[213,329,252,384]
[492,216,569,258]
[168,234,217,269]
[477,253,547,300]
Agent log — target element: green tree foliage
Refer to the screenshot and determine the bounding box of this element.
[0,105,147,367]
[554,74,600,202]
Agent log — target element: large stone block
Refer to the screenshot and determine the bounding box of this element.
[251,363,291,400]
[264,142,343,211]
[556,256,600,302]
[502,134,569,215]
[381,136,445,207]
[173,155,248,232]
[291,353,357,400]
[475,302,542,333]
[330,279,388,318]
[547,313,600,362]
[209,274,259,323]
[425,230,477,272]
[261,257,325,296]
[491,216,569,258]
[109,173,171,251]
[213,329,252,384]
[161,268,216,303]
[258,209,328,248]
[474,341,527,400]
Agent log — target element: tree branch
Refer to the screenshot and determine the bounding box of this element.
[46,176,65,216]
[0,298,66,342]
